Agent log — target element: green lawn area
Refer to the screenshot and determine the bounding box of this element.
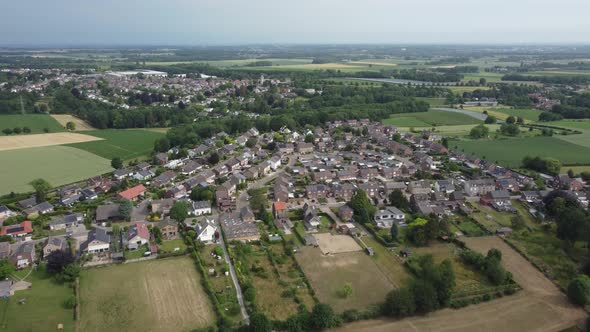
[123,244,149,260]
[0,114,65,135]
[383,109,480,127]
[158,238,187,253]
[361,236,411,288]
[454,219,486,237]
[545,119,590,130]
[0,268,75,332]
[0,145,113,195]
[494,108,542,122]
[454,136,590,167]
[67,129,165,160]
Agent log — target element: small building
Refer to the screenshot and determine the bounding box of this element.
[43,237,68,258]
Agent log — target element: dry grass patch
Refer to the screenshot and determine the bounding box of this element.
[0,132,102,151]
[313,233,362,254]
[50,114,95,130]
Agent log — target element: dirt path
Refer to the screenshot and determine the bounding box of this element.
[334,236,587,332]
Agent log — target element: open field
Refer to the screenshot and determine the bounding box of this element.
[80,257,215,332]
[0,145,113,195]
[50,114,95,130]
[460,105,542,123]
[295,247,394,313]
[313,233,362,254]
[361,237,411,288]
[0,132,103,151]
[66,129,165,160]
[454,136,590,167]
[0,268,74,332]
[0,114,65,135]
[383,109,480,127]
[399,124,501,137]
[415,97,447,107]
[336,236,586,332]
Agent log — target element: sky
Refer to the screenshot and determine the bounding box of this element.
[1,0,590,46]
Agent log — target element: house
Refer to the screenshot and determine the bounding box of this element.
[306,184,328,200]
[10,242,35,269]
[196,218,218,243]
[332,183,355,201]
[181,161,202,175]
[165,185,188,199]
[213,164,229,177]
[43,237,67,258]
[269,156,281,171]
[113,168,133,180]
[215,190,234,211]
[0,206,15,220]
[118,185,146,201]
[127,222,150,250]
[23,201,54,216]
[95,204,122,223]
[81,188,98,200]
[0,221,33,239]
[359,182,380,198]
[220,213,260,242]
[190,200,212,216]
[303,204,321,231]
[408,181,431,195]
[435,180,455,194]
[240,206,256,222]
[272,201,288,219]
[17,197,37,209]
[464,179,496,196]
[154,152,168,165]
[244,167,259,180]
[49,213,83,230]
[85,228,111,254]
[296,142,315,154]
[274,218,293,233]
[134,169,155,181]
[278,143,295,154]
[135,162,151,172]
[156,219,178,240]
[153,171,176,187]
[151,199,175,215]
[374,207,405,228]
[359,168,379,181]
[338,205,354,222]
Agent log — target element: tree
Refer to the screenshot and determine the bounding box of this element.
[118,199,133,221]
[411,279,439,313]
[350,190,376,224]
[310,303,338,330]
[111,157,123,169]
[305,134,314,143]
[13,127,21,134]
[484,115,497,124]
[208,152,220,165]
[390,223,398,241]
[568,275,590,306]
[506,116,516,124]
[46,251,75,275]
[389,189,410,211]
[384,287,416,317]
[190,187,214,202]
[435,259,455,306]
[22,126,31,133]
[568,169,575,178]
[469,124,489,139]
[30,178,51,202]
[479,78,487,86]
[249,311,272,332]
[2,128,12,135]
[510,215,526,230]
[338,283,353,298]
[246,137,257,148]
[517,116,524,124]
[0,259,15,279]
[170,201,189,222]
[500,123,520,136]
[60,264,81,283]
[66,121,76,131]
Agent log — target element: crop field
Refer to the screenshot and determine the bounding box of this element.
[0,145,112,195]
[0,132,102,151]
[453,136,590,167]
[66,129,165,160]
[80,257,215,332]
[295,247,394,313]
[383,109,481,127]
[50,114,95,130]
[0,114,65,135]
[0,268,74,332]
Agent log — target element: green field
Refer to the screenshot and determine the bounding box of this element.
[67,129,165,160]
[80,257,215,332]
[545,119,590,130]
[494,108,542,122]
[0,114,65,135]
[415,97,448,107]
[383,109,481,127]
[454,136,590,167]
[0,146,113,195]
[0,268,74,332]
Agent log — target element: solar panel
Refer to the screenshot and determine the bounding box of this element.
[7,227,24,234]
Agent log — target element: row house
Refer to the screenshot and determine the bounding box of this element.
[306,184,329,200]
[359,182,380,198]
[332,183,356,201]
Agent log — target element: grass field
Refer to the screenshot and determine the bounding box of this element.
[50,114,95,131]
[67,129,165,160]
[461,105,542,122]
[0,268,74,332]
[453,136,590,167]
[361,237,411,288]
[383,109,481,127]
[0,114,65,135]
[80,257,215,332]
[415,97,447,107]
[0,145,113,195]
[295,247,394,313]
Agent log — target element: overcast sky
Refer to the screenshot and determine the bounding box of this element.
[1,0,590,46]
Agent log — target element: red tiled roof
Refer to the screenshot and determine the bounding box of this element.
[118,185,146,200]
[0,220,33,236]
[273,201,287,211]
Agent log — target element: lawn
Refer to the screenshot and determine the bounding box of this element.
[0,114,65,135]
[0,267,74,332]
[453,136,590,167]
[0,145,113,195]
[158,238,187,253]
[295,246,394,313]
[67,129,165,160]
[383,109,480,127]
[80,257,215,332]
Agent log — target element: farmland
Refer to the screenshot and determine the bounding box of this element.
[0,268,74,332]
[0,145,112,195]
[79,257,215,332]
[382,109,481,127]
[66,129,165,160]
[295,246,394,313]
[50,114,95,131]
[0,132,102,151]
[453,136,590,167]
[0,114,65,135]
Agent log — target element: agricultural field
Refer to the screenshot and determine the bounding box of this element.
[0,268,74,332]
[461,105,542,122]
[295,246,394,313]
[453,136,590,167]
[50,114,95,131]
[0,132,102,151]
[382,109,481,127]
[0,114,65,135]
[79,257,215,332]
[0,145,113,195]
[66,129,165,160]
